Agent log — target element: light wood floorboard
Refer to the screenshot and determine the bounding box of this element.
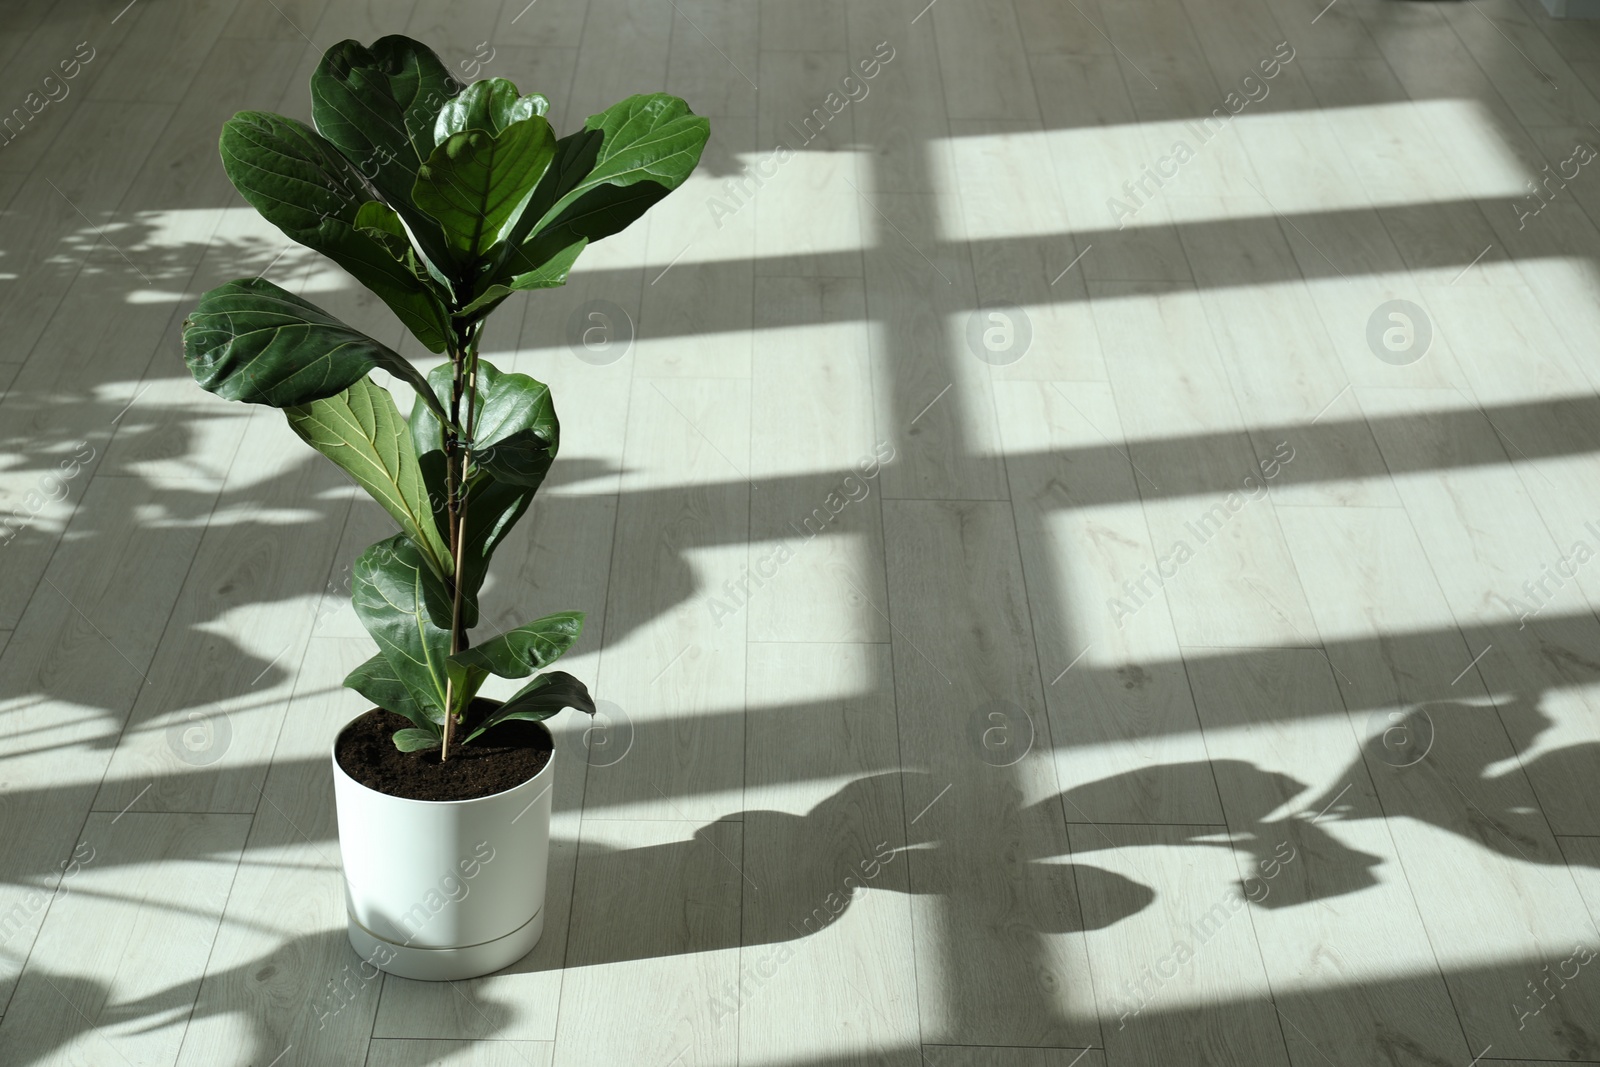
[882,498,1099,1048]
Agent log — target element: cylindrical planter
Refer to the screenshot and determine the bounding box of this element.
[331,714,554,981]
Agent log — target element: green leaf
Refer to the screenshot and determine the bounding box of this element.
[310,36,460,275]
[521,181,671,267]
[351,533,455,720]
[218,111,451,352]
[411,358,559,489]
[460,235,587,318]
[344,652,439,729]
[413,116,558,263]
[463,671,596,742]
[393,727,442,752]
[481,94,706,295]
[182,278,442,411]
[284,376,451,578]
[433,78,549,140]
[483,94,704,292]
[455,474,535,626]
[524,94,709,246]
[352,200,439,294]
[469,369,560,488]
[408,359,557,629]
[355,198,409,242]
[449,610,584,680]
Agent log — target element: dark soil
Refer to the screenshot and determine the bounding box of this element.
[335,704,553,802]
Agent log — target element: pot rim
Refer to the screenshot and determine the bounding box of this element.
[330,709,555,807]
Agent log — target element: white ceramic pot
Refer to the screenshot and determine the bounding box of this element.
[331,714,555,981]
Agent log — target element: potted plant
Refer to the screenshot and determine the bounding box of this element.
[179,35,709,980]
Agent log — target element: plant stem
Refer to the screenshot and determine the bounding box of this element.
[440,327,467,762]
[441,325,482,762]
[456,329,481,658]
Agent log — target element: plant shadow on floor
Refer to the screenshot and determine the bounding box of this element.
[0,928,507,1067]
[549,769,1154,970]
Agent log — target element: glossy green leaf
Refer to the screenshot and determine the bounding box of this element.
[408,360,551,630]
[469,370,560,488]
[449,610,584,680]
[284,376,451,577]
[355,198,408,241]
[413,116,557,262]
[455,474,535,627]
[183,278,442,411]
[344,652,439,729]
[460,235,587,318]
[483,94,706,295]
[218,111,450,352]
[433,78,549,140]
[310,36,460,275]
[351,533,455,720]
[352,199,436,289]
[463,671,596,742]
[393,727,442,752]
[411,358,559,489]
[528,94,708,242]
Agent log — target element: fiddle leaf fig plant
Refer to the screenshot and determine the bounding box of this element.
[181,36,709,759]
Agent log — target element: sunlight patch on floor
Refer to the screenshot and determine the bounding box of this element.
[940,99,1528,239]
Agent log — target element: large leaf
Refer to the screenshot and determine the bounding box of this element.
[182,278,441,411]
[524,182,669,258]
[463,671,596,742]
[352,199,443,298]
[413,116,557,263]
[449,610,584,679]
[533,95,708,235]
[310,36,460,276]
[467,367,560,487]
[411,358,559,489]
[434,78,549,141]
[284,376,451,577]
[354,199,414,258]
[459,235,587,318]
[404,471,536,631]
[351,533,455,720]
[344,652,439,730]
[482,95,707,295]
[218,111,451,352]
[455,474,535,627]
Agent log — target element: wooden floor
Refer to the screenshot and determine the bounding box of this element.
[3,0,1600,1062]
